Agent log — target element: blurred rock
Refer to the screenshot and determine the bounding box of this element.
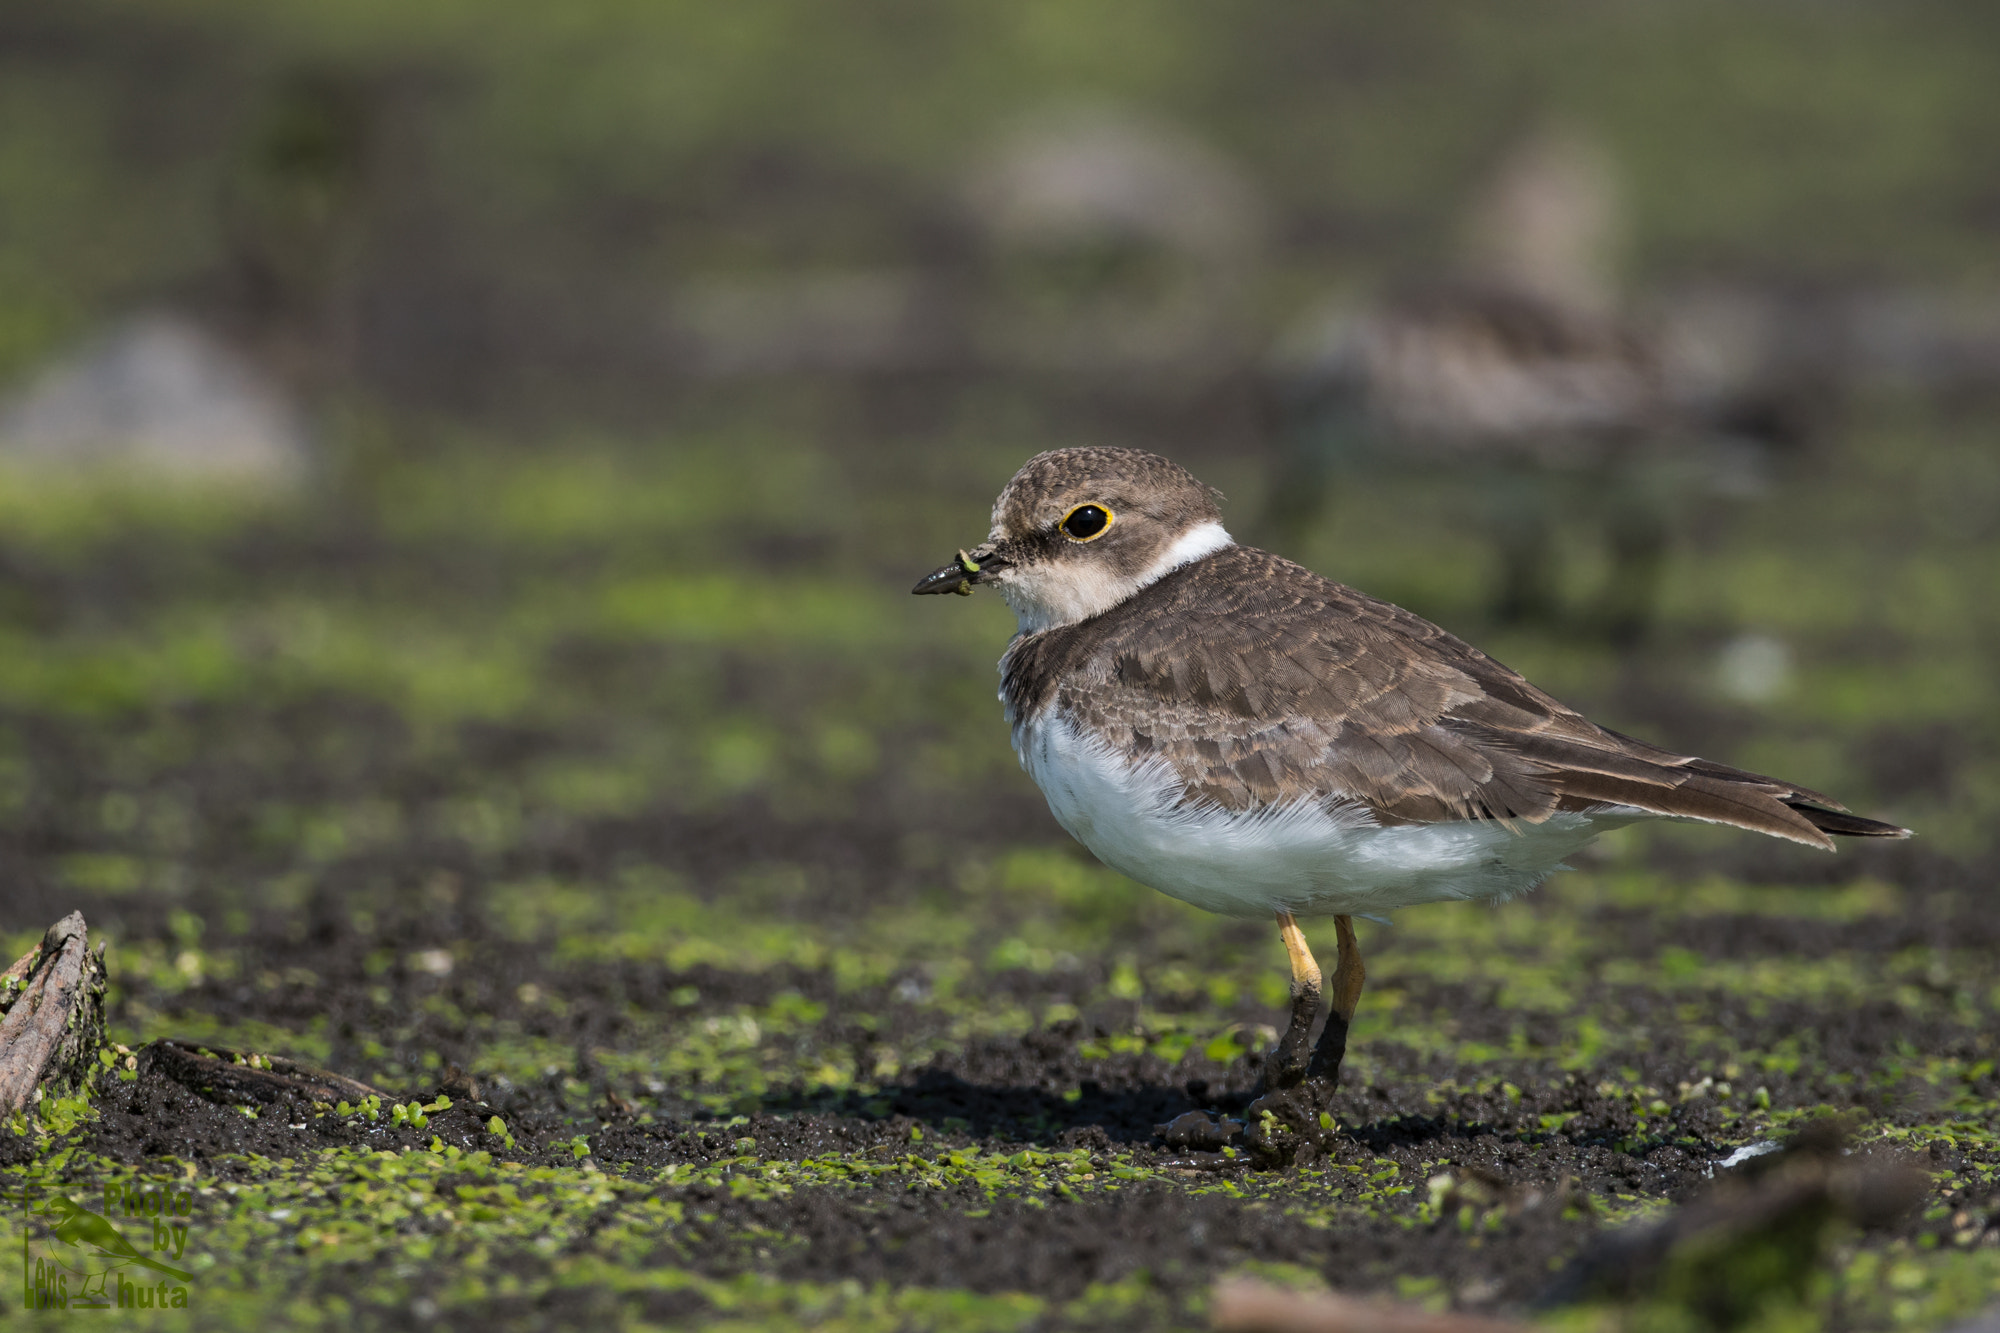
[1542,1117,1928,1329]
[964,103,1267,378]
[664,269,958,377]
[0,314,310,486]
[968,103,1263,265]
[656,106,1270,390]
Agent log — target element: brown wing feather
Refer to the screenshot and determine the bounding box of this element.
[1002,546,1909,847]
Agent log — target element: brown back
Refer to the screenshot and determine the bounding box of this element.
[1003,545,1900,847]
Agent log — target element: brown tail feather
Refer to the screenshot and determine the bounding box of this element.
[1479,725,1909,850]
[1553,768,1837,849]
[1786,802,1911,840]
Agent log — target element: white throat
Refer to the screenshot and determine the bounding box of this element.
[999,520,1233,634]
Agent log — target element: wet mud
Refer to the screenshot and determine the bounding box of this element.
[2,434,1996,1328]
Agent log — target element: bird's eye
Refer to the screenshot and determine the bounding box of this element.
[1059,504,1114,541]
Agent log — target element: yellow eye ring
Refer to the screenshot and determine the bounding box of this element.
[1059,503,1115,542]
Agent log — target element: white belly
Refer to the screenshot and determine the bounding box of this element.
[1014,710,1622,919]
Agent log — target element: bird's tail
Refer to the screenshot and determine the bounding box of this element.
[1784,800,1910,841]
[1497,723,1912,851]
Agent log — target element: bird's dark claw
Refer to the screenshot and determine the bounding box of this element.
[1241,1082,1339,1169]
[1244,1006,1354,1168]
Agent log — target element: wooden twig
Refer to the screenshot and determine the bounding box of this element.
[0,912,108,1115]
[141,1039,383,1106]
[1210,1278,1529,1333]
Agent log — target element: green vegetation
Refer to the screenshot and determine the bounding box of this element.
[6,1,2000,382]
[2,389,1997,1328]
[4,3,2000,1327]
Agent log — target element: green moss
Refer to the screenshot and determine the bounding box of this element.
[1,407,1994,1329]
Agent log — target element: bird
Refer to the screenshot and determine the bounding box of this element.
[912,446,1908,1165]
[1257,126,1814,643]
[1258,280,1808,643]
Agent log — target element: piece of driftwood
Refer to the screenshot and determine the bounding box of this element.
[1210,1278,1529,1333]
[141,1039,383,1106]
[0,912,108,1115]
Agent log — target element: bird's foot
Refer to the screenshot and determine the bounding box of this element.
[1241,1077,1340,1169]
[1157,1012,1349,1169]
[1244,1005,1353,1168]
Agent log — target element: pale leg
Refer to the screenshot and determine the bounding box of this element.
[1271,911,1323,1088]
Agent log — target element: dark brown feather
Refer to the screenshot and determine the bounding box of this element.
[1002,546,1908,847]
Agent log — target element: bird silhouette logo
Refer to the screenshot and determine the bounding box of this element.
[23,1191,194,1310]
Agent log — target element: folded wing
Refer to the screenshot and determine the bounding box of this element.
[1002,546,1908,848]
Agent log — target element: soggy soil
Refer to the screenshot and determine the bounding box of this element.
[4,427,1999,1329]
[32,796,2000,1330]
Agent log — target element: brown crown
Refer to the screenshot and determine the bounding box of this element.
[991,447,1224,539]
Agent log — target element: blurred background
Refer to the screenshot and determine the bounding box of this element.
[3,0,1999,1156]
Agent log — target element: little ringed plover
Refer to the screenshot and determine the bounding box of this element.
[913,446,1907,1163]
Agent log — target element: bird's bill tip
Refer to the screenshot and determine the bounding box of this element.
[912,546,1000,596]
[911,561,975,596]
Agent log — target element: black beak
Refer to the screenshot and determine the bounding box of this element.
[912,546,1005,597]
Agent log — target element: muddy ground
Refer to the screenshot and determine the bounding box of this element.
[3,410,1999,1329]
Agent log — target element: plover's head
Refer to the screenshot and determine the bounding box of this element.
[912,447,1233,632]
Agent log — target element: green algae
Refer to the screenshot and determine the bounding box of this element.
[3,412,1998,1330]
[1,1132,1458,1328]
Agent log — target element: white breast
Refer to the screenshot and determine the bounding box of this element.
[1013,710,1622,919]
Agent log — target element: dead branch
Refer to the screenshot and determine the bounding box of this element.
[0,912,108,1115]
[1210,1278,1530,1333]
[141,1039,383,1106]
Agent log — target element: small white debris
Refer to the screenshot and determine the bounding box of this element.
[0,313,308,487]
[1719,1140,1782,1170]
[411,949,454,977]
[1715,633,1793,704]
